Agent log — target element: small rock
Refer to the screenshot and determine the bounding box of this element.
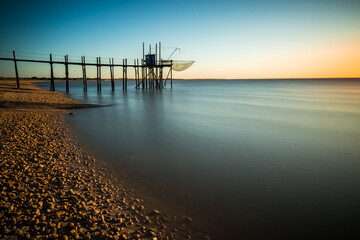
[120,234,127,239]
[56,210,65,217]
[152,210,160,215]
[148,231,156,236]
[185,216,193,223]
[8,205,14,212]
[51,233,59,238]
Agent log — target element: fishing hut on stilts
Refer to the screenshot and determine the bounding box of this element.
[137,42,194,89]
[0,42,194,91]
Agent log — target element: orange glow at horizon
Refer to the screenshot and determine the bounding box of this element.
[177,38,360,79]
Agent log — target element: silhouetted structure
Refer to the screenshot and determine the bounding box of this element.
[0,42,173,92]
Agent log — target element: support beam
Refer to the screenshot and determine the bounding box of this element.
[125,58,128,90]
[109,58,114,91]
[50,54,55,91]
[98,57,102,91]
[65,55,69,92]
[134,59,137,87]
[159,42,163,88]
[82,56,87,92]
[137,59,140,87]
[13,51,20,89]
[0,57,170,68]
[142,43,145,89]
[160,66,163,89]
[122,59,128,90]
[145,67,148,89]
[141,59,145,89]
[122,59,125,90]
[96,57,100,92]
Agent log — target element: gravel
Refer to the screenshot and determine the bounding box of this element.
[0,80,193,240]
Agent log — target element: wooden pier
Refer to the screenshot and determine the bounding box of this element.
[0,42,173,92]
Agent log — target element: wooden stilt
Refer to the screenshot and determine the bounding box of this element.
[110,58,114,91]
[142,60,145,89]
[149,45,151,89]
[82,56,87,92]
[96,57,98,91]
[50,54,55,91]
[96,57,99,91]
[160,66,163,89]
[137,59,140,88]
[122,59,125,90]
[12,51,20,89]
[159,42,162,88]
[145,67,148,89]
[65,55,69,92]
[125,58,128,90]
[99,57,102,91]
[134,59,137,87]
[142,43,145,89]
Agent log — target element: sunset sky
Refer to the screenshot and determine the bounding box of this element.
[0,0,359,79]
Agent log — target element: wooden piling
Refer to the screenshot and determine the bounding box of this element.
[125,58,128,90]
[141,59,145,89]
[50,54,55,91]
[122,59,128,90]
[145,67,148,89]
[134,59,137,87]
[81,56,87,92]
[159,42,162,88]
[98,57,102,91]
[148,50,152,89]
[12,51,20,89]
[137,59,140,87]
[142,43,145,89]
[109,58,114,91]
[96,57,99,91]
[122,59,125,90]
[65,55,69,92]
[160,67,163,88]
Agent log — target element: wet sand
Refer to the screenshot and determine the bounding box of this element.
[0,80,197,239]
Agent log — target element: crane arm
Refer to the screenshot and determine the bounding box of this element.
[167,48,180,60]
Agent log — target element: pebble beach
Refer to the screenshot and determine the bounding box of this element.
[0,80,194,240]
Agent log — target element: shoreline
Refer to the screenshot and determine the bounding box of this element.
[0,80,196,239]
[1,77,359,82]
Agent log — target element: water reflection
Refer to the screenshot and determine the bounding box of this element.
[38,79,360,239]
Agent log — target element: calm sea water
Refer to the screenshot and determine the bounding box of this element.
[37,79,360,239]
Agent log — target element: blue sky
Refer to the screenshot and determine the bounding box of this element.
[1,0,359,78]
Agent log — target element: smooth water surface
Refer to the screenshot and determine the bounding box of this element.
[37,79,360,239]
